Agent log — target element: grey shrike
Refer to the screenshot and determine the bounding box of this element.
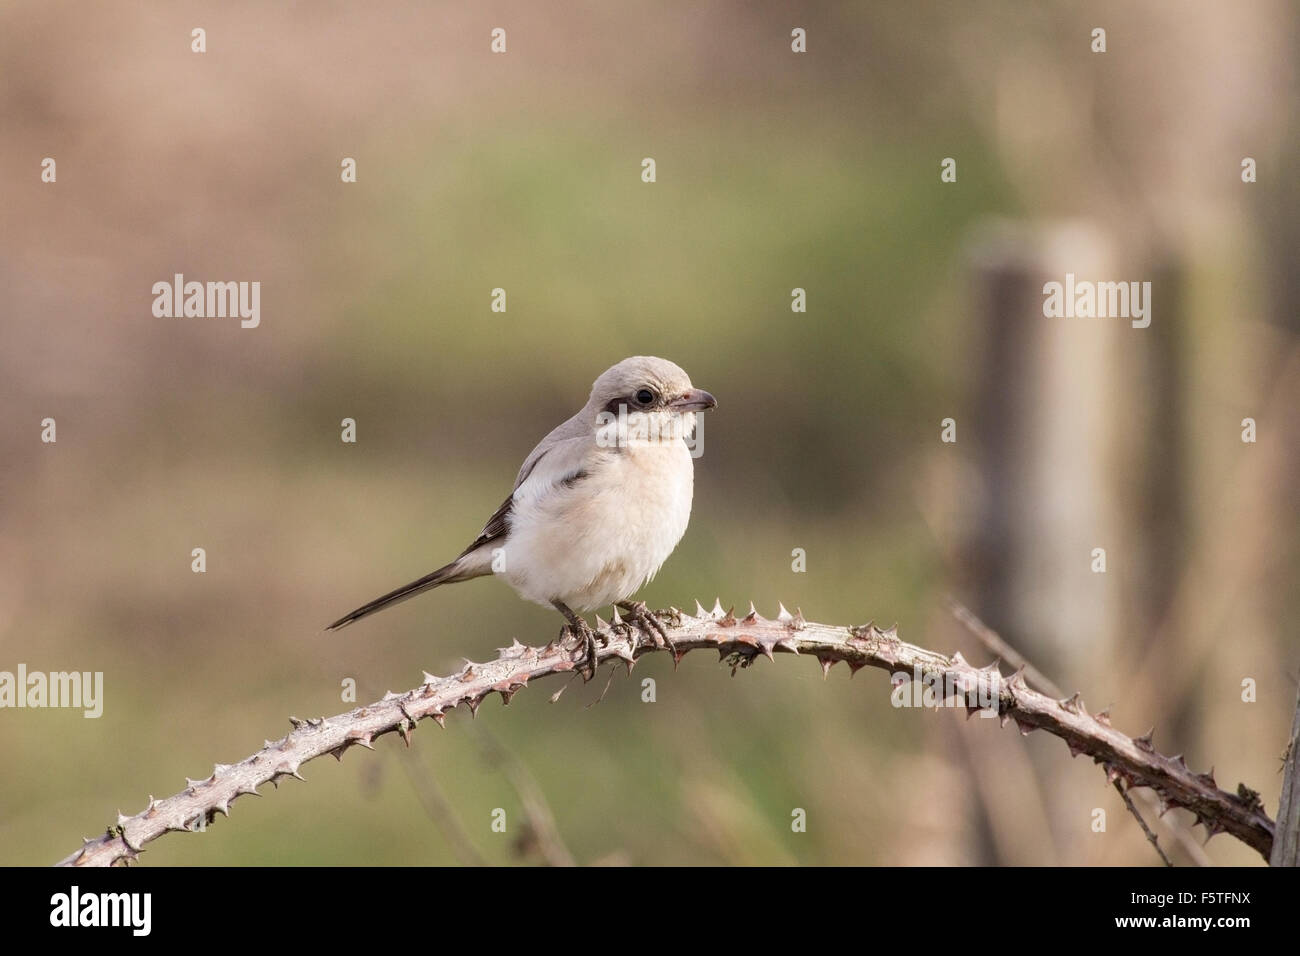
[327,356,716,676]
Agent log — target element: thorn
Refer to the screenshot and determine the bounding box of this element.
[1014,718,1036,736]
[818,656,834,679]
[776,636,801,655]
[1198,767,1216,788]
[422,671,437,686]
[792,607,806,629]
[1172,753,1188,771]
[1059,692,1084,715]
[288,716,305,728]
[1134,729,1155,752]
[743,601,759,624]
[777,603,793,623]
[116,810,130,827]
[213,798,231,817]
[594,613,608,632]
[1066,739,1084,757]
[495,638,527,659]
[693,600,707,619]
[612,605,625,627]
[711,597,725,618]
[1005,665,1027,690]
[882,623,899,640]
[719,605,737,627]
[465,696,482,717]
[237,783,261,797]
[951,650,968,667]
[431,711,446,728]
[758,640,775,662]
[1095,708,1112,726]
[399,719,412,746]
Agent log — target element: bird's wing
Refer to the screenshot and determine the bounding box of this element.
[454,490,515,558]
[457,427,595,559]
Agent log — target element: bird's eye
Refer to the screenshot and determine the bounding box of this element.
[634,388,656,406]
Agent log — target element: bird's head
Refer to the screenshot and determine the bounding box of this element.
[587,356,716,449]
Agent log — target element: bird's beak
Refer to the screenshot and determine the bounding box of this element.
[669,389,717,412]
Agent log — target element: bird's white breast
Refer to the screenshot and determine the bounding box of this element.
[501,438,695,611]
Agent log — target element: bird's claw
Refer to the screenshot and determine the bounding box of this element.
[617,601,675,656]
[561,620,600,682]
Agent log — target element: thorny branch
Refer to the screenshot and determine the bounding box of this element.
[56,602,1277,866]
[948,598,1210,866]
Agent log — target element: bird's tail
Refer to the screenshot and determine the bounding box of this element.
[325,554,487,631]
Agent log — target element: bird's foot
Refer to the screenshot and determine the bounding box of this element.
[617,601,675,656]
[560,619,601,682]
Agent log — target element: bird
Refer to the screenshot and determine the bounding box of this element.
[326,356,717,677]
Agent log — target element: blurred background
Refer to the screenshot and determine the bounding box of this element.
[1,1,1296,865]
